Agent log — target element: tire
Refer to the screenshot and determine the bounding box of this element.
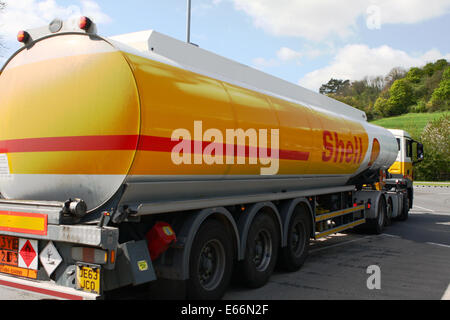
[397,194,409,221]
[279,207,311,272]
[366,197,386,234]
[187,219,233,300]
[385,197,393,226]
[238,212,280,289]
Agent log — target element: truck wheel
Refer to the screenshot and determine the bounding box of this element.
[385,197,393,226]
[279,207,310,272]
[366,197,386,234]
[397,195,409,221]
[238,212,280,288]
[187,219,233,300]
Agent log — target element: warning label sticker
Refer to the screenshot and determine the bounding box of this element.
[0,154,10,176]
[18,239,38,270]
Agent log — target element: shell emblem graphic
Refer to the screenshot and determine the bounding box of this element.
[368,138,381,167]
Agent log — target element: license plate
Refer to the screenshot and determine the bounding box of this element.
[0,236,37,279]
[76,264,101,295]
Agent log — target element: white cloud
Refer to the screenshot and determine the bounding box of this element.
[276,47,301,62]
[253,44,334,70]
[252,57,279,69]
[298,44,450,91]
[232,0,450,41]
[0,0,111,42]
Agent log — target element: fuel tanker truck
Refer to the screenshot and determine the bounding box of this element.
[0,17,424,300]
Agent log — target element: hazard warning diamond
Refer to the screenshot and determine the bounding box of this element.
[18,239,38,270]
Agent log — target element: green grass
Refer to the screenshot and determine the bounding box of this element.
[370,112,449,139]
[414,181,450,187]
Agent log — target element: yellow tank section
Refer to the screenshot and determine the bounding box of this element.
[123,52,369,177]
[0,37,140,176]
[0,35,141,210]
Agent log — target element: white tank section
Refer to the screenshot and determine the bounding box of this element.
[109,30,367,122]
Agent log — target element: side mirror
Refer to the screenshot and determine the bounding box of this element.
[414,142,424,164]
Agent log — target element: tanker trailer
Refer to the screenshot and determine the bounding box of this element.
[0,17,423,300]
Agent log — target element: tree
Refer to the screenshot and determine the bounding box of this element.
[319,78,350,95]
[384,67,407,89]
[429,67,450,111]
[415,114,450,181]
[406,67,423,84]
[374,96,390,117]
[423,59,449,77]
[386,79,414,116]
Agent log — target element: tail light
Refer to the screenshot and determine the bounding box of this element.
[72,247,108,265]
[17,30,30,43]
[79,16,93,31]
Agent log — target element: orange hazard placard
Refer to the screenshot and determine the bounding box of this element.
[0,264,38,279]
[0,236,38,280]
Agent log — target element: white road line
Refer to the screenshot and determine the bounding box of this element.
[383,234,401,238]
[426,242,450,249]
[310,236,374,253]
[413,205,435,213]
[442,283,450,300]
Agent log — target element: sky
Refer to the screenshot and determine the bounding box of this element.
[1,0,450,92]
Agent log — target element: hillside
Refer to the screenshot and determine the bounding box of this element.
[320,59,449,121]
[370,111,448,139]
[371,112,449,181]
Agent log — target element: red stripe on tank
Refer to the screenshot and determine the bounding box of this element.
[0,135,310,161]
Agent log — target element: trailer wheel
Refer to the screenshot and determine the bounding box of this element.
[238,211,280,288]
[279,206,310,272]
[366,196,386,234]
[187,219,233,300]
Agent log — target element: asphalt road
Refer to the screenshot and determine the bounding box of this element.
[1,186,449,300]
[224,186,450,300]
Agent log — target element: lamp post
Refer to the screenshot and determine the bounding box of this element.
[186,0,191,43]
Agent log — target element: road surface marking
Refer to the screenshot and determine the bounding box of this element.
[426,242,450,249]
[413,205,435,213]
[310,236,374,253]
[383,234,401,238]
[442,283,450,300]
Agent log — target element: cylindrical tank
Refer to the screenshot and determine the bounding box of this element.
[0,34,398,212]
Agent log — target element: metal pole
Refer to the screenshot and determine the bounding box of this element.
[186,0,191,43]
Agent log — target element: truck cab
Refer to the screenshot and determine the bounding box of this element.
[385,129,424,218]
[388,129,424,181]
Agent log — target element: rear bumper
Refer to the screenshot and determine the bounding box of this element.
[0,273,99,300]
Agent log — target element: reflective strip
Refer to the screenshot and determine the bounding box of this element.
[315,205,365,222]
[0,211,47,236]
[315,218,366,239]
[0,274,98,300]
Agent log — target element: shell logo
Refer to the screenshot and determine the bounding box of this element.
[368,138,381,167]
[322,131,365,164]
